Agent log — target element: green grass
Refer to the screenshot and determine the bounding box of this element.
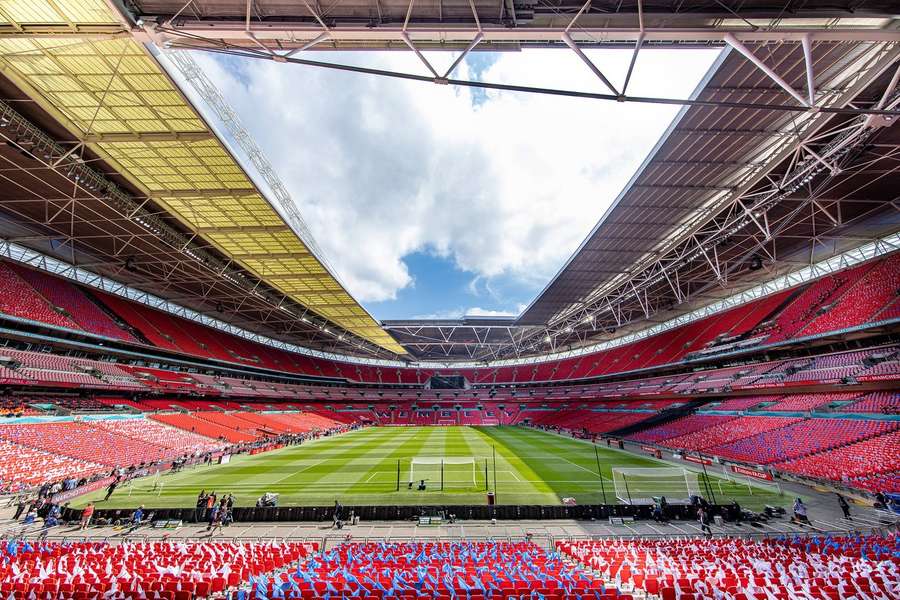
[72,426,789,510]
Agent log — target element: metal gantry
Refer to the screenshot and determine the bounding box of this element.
[139,23,900,117]
[502,58,900,360]
[373,228,900,366]
[0,97,398,358]
[0,238,409,367]
[381,321,540,361]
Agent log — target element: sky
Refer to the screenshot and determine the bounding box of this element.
[171,47,721,321]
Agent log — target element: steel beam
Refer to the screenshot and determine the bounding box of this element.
[723,33,809,107]
[153,24,900,47]
[81,131,215,143]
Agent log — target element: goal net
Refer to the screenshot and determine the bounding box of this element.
[612,467,700,504]
[410,457,477,489]
[718,466,783,497]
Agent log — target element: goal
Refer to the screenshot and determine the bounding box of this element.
[410,457,477,490]
[612,467,700,504]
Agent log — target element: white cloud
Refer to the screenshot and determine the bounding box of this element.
[411,305,526,320]
[466,305,528,318]
[181,48,719,304]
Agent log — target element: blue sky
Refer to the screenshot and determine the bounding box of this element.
[171,47,720,321]
[367,251,539,320]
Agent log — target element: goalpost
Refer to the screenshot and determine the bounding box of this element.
[719,466,783,497]
[410,457,478,490]
[612,467,701,504]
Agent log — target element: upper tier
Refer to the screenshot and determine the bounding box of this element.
[0,250,898,384]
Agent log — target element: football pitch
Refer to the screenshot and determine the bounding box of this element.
[74,426,790,510]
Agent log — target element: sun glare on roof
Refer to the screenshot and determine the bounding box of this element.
[165,47,720,321]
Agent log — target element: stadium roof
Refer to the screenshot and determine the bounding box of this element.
[115,1,900,51]
[386,39,900,360]
[0,0,405,356]
[518,40,898,327]
[0,0,898,363]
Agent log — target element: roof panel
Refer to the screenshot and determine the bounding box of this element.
[163,194,285,230]
[0,1,64,23]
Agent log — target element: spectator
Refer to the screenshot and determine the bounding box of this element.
[80,502,95,530]
[837,495,851,520]
[20,507,35,531]
[206,504,219,531]
[104,479,118,501]
[792,498,810,525]
[729,501,743,524]
[127,505,144,533]
[333,499,343,529]
[697,506,712,537]
[13,496,27,520]
[195,490,208,523]
[44,503,61,529]
[209,505,225,535]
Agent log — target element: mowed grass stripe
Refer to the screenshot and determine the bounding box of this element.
[452,426,489,490]
[278,427,429,505]
[71,426,793,510]
[471,427,562,505]
[483,427,790,510]
[344,426,440,496]
[297,427,421,488]
[478,427,635,504]
[81,428,402,507]
[423,426,486,491]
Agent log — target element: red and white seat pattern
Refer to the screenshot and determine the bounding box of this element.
[0,541,316,600]
[0,409,346,489]
[623,412,899,491]
[0,422,173,467]
[7,262,137,343]
[557,535,899,600]
[707,418,899,465]
[87,418,226,455]
[263,541,605,600]
[659,416,802,452]
[527,409,659,435]
[843,392,899,414]
[776,430,900,491]
[0,262,79,330]
[1,252,899,385]
[765,393,859,412]
[0,439,104,490]
[0,343,895,408]
[801,252,900,337]
[629,415,735,444]
[848,472,899,493]
[150,412,257,443]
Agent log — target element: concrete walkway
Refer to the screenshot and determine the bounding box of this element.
[2,498,896,547]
